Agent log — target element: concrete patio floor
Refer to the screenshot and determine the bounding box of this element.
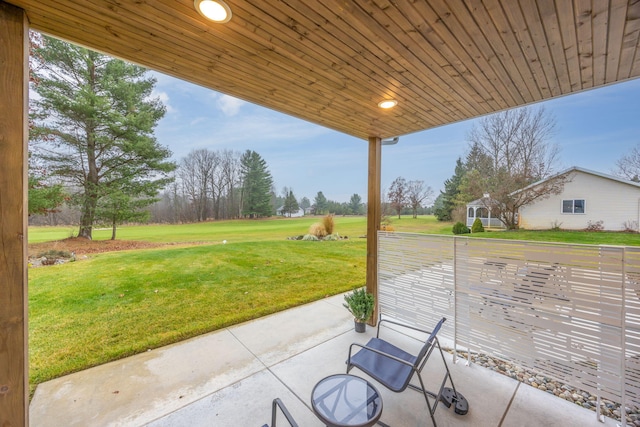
[30,294,620,426]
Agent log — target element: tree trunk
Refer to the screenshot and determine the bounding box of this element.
[78,193,96,239]
[111,217,117,240]
[79,61,99,239]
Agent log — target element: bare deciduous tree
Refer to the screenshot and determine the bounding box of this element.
[387,177,407,219]
[406,180,433,218]
[467,106,565,229]
[173,149,243,222]
[179,149,219,221]
[218,149,242,219]
[614,144,640,182]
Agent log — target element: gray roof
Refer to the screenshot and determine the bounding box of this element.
[511,166,640,195]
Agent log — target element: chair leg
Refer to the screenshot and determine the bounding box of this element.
[434,340,469,415]
[406,339,469,425]
[271,398,299,427]
[415,370,440,427]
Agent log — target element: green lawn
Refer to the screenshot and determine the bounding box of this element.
[27,214,640,393]
[28,216,369,244]
[29,239,366,390]
[29,215,640,246]
[471,228,640,246]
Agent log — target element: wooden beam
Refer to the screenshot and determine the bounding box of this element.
[366,137,381,326]
[0,2,29,425]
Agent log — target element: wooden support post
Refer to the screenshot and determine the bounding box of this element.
[0,2,29,426]
[366,137,381,326]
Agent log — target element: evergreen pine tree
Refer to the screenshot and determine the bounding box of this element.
[30,36,175,239]
[240,150,274,218]
[282,190,300,217]
[314,191,328,214]
[434,158,466,221]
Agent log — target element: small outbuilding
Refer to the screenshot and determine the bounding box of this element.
[466,195,504,229]
[276,206,305,218]
[516,166,640,231]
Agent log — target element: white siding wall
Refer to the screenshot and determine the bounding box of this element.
[518,171,640,231]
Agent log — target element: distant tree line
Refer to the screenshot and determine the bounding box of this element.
[148,149,278,223]
[148,151,371,223]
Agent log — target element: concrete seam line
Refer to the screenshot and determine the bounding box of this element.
[498,381,520,427]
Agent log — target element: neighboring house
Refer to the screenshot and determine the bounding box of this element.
[516,166,640,231]
[466,195,504,228]
[276,206,305,218]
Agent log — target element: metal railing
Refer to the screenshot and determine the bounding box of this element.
[378,232,640,421]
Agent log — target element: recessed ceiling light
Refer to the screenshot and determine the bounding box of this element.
[195,0,232,23]
[378,100,398,109]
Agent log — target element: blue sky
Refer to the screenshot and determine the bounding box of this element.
[152,72,640,204]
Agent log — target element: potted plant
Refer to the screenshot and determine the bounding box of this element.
[343,288,375,332]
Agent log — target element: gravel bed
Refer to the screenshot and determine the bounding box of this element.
[450,350,640,426]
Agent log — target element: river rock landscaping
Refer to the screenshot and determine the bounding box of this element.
[453,350,640,425]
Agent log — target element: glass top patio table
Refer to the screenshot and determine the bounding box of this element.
[311,374,383,427]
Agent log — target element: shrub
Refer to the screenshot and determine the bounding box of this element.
[585,220,604,232]
[301,234,319,241]
[324,233,340,241]
[309,222,327,238]
[471,218,485,233]
[452,222,470,235]
[550,220,563,231]
[343,288,375,322]
[37,249,72,259]
[623,220,639,233]
[322,214,335,235]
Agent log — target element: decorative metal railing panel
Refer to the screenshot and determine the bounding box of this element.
[625,247,640,406]
[378,232,640,410]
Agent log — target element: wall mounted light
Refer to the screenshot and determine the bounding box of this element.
[378,99,398,109]
[195,0,232,23]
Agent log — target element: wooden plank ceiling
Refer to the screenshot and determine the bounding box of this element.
[8,0,640,140]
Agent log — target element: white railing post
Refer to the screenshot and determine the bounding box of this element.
[453,236,458,364]
[621,247,627,427]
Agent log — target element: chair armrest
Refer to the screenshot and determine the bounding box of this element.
[377,317,432,339]
[347,342,415,368]
[271,398,299,427]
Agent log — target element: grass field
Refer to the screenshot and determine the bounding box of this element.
[29,215,640,246]
[473,228,640,246]
[29,239,366,389]
[28,216,370,244]
[27,215,640,393]
[29,216,372,393]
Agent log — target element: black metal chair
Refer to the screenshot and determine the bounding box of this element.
[346,316,468,427]
[261,398,299,427]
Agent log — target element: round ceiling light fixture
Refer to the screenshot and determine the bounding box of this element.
[195,0,232,23]
[378,99,398,109]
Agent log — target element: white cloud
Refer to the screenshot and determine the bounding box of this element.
[151,90,175,113]
[189,117,207,126]
[217,95,246,116]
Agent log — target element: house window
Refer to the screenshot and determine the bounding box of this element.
[562,199,585,214]
[468,208,474,218]
[476,207,489,218]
